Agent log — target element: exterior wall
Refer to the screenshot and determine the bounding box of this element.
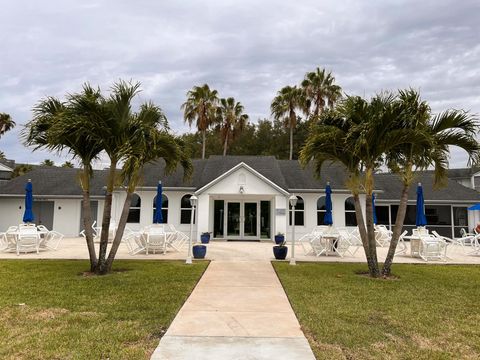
[111,190,193,234]
[289,192,366,239]
[0,198,24,230]
[53,199,81,237]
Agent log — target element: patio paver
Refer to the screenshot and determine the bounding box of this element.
[150,260,315,359]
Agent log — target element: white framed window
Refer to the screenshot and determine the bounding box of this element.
[127,193,141,223]
[180,194,194,224]
[317,196,326,225]
[345,196,356,226]
[289,196,304,226]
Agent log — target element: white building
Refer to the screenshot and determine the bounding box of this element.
[1,156,479,239]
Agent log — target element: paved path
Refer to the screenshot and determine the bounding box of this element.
[151,260,315,359]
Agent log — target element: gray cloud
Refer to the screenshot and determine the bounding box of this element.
[1,0,479,167]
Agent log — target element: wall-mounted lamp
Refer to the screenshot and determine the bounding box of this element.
[239,185,245,194]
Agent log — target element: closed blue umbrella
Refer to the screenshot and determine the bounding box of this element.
[153,181,163,224]
[23,179,34,223]
[372,193,378,225]
[416,183,427,227]
[324,183,333,225]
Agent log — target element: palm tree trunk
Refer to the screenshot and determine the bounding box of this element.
[106,191,133,272]
[80,167,97,272]
[223,135,228,156]
[382,182,410,276]
[289,125,293,160]
[202,130,206,159]
[97,160,117,274]
[352,194,372,263]
[365,193,380,277]
[364,168,379,277]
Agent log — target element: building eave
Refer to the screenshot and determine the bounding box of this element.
[195,162,290,196]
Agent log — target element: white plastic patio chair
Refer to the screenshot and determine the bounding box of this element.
[395,230,409,255]
[413,227,429,237]
[468,233,480,255]
[310,233,328,256]
[418,235,447,262]
[349,227,363,255]
[94,220,116,242]
[144,224,167,255]
[374,225,392,247]
[16,227,40,255]
[79,220,97,238]
[123,231,146,255]
[44,230,64,250]
[165,224,188,251]
[335,229,355,257]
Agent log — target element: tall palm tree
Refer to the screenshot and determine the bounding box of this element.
[0,113,15,138]
[41,159,55,166]
[271,86,306,160]
[105,102,192,273]
[182,84,219,159]
[24,86,105,271]
[301,67,342,117]
[381,89,480,276]
[216,97,249,156]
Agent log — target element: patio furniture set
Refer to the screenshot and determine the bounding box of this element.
[297,224,480,262]
[81,222,189,256]
[0,223,64,256]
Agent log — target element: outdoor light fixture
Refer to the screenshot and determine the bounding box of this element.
[186,194,198,264]
[239,185,245,194]
[289,194,298,265]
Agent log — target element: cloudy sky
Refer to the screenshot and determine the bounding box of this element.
[1,0,479,167]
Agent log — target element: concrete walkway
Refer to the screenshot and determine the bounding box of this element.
[151,260,315,360]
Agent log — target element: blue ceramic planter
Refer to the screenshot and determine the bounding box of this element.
[200,233,210,244]
[193,245,207,259]
[273,245,288,260]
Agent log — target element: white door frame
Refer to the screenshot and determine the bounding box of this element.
[225,200,260,240]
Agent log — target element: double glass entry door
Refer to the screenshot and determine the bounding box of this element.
[226,201,258,239]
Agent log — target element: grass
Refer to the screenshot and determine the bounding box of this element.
[273,262,480,360]
[0,259,208,360]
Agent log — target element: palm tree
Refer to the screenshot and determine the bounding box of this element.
[182,84,219,159]
[271,86,306,160]
[24,86,105,271]
[0,113,15,138]
[105,102,193,272]
[301,67,342,117]
[11,164,33,178]
[41,159,55,166]
[216,97,249,156]
[61,161,74,168]
[301,94,428,277]
[381,89,480,276]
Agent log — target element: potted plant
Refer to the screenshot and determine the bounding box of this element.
[193,244,207,259]
[273,239,288,260]
[274,232,285,245]
[200,232,211,244]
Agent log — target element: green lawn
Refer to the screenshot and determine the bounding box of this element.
[0,260,208,360]
[274,262,480,360]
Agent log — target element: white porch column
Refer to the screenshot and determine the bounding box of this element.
[196,194,210,243]
[274,194,287,237]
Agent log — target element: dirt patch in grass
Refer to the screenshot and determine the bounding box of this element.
[354,270,400,280]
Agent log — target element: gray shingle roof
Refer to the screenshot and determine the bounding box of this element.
[0,167,107,197]
[375,172,480,202]
[0,156,479,202]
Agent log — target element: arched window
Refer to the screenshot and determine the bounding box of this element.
[180,194,194,224]
[317,196,326,225]
[289,196,304,226]
[153,194,169,223]
[345,196,357,226]
[127,194,141,223]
